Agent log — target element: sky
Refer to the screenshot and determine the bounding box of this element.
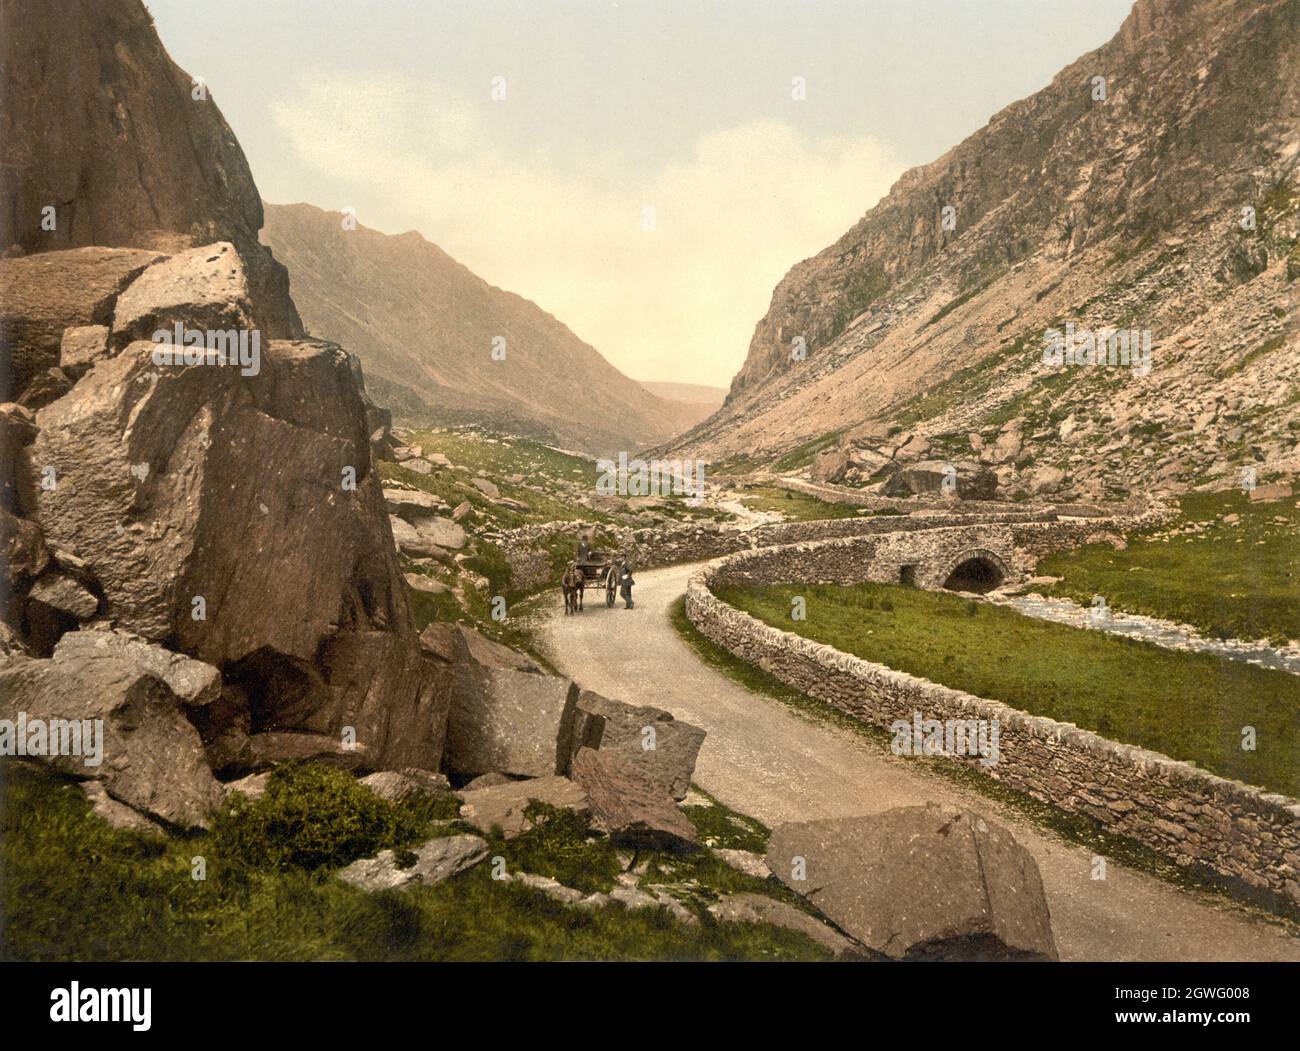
[148,0,1134,388]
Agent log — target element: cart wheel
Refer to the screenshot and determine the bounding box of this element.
[606,569,616,607]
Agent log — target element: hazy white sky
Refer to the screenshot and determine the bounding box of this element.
[148,0,1133,387]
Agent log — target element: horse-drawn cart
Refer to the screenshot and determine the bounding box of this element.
[576,557,620,608]
[561,552,622,613]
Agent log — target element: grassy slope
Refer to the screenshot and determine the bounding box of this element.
[1034,489,1300,643]
[715,581,1300,797]
[738,485,864,521]
[0,763,832,962]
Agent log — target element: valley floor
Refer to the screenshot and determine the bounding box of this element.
[536,561,1300,962]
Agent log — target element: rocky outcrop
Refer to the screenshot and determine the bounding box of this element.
[564,689,705,800]
[766,805,1058,961]
[662,0,1300,502]
[569,747,699,852]
[445,668,578,777]
[0,630,224,828]
[0,0,303,341]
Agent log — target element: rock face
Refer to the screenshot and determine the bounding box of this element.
[311,632,452,771]
[565,689,705,800]
[336,835,489,892]
[29,318,408,667]
[0,247,160,398]
[445,667,578,777]
[0,631,224,828]
[0,0,303,341]
[765,804,1058,961]
[660,0,1300,502]
[568,747,699,852]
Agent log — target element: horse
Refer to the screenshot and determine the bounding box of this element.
[561,561,585,614]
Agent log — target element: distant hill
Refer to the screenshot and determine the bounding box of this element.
[637,381,727,429]
[262,202,697,456]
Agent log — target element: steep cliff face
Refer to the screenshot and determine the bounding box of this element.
[679,0,1298,501]
[0,0,303,339]
[262,202,701,456]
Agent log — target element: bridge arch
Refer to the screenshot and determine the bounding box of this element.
[935,548,1011,594]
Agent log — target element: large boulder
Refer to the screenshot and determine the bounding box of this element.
[568,747,698,852]
[0,0,303,340]
[765,804,1058,961]
[564,689,704,800]
[445,667,578,777]
[109,241,252,350]
[0,630,223,828]
[308,631,452,772]
[28,334,408,666]
[0,246,160,398]
[883,459,997,500]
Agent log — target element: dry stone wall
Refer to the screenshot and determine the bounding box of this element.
[685,525,1300,906]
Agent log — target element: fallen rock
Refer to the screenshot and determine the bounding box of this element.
[404,573,449,595]
[360,768,451,803]
[417,517,467,550]
[25,571,99,652]
[456,774,589,838]
[420,622,540,672]
[79,781,165,836]
[0,632,223,828]
[109,242,253,350]
[336,835,489,892]
[310,632,452,772]
[471,477,500,500]
[30,336,410,666]
[506,872,588,904]
[53,629,221,709]
[463,772,514,791]
[383,488,442,521]
[222,771,271,801]
[16,366,71,410]
[446,667,578,777]
[568,747,698,852]
[565,689,704,800]
[1249,482,1293,503]
[883,459,997,501]
[58,324,111,378]
[0,246,161,398]
[709,893,868,959]
[765,804,1058,961]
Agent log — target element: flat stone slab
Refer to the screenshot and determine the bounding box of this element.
[766,804,1058,961]
[337,835,489,892]
[456,774,590,838]
[569,747,698,852]
[709,893,868,959]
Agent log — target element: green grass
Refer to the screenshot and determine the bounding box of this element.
[0,762,834,962]
[771,430,844,473]
[714,581,1300,798]
[1035,489,1300,643]
[738,485,862,521]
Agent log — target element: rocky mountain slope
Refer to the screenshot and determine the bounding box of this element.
[262,203,701,456]
[664,0,1299,502]
[0,0,303,367]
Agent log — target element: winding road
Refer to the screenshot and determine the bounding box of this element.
[536,560,1300,962]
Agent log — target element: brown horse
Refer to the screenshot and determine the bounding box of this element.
[561,562,585,614]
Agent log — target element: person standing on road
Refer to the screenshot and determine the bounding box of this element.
[618,559,635,609]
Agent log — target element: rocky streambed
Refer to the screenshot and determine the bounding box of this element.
[988,592,1300,676]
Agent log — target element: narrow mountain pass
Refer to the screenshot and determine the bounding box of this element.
[536,561,1300,962]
